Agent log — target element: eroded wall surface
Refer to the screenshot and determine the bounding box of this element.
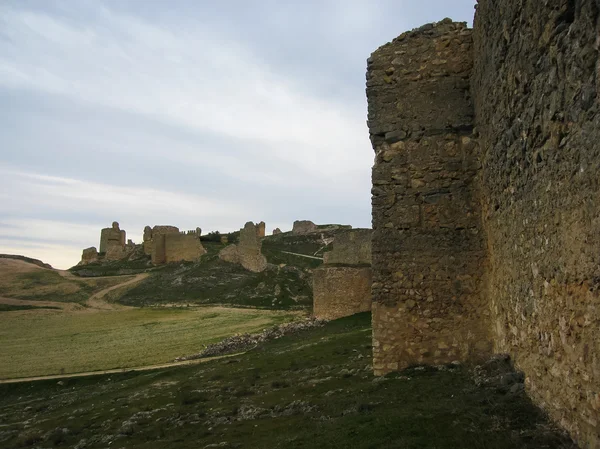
[323,229,372,265]
[313,267,372,320]
[473,2,600,446]
[218,222,267,273]
[164,233,206,263]
[366,20,492,375]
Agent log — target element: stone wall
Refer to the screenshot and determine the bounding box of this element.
[79,247,98,265]
[368,7,600,447]
[473,2,600,446]
[367,20,492,376]
[147,225,205,264]
[313,228,373,320]
[99,221,126,253]
[323,229,372,265]
[292,220,317,235]
[163,233,206,263]
[218,222,267,273]
[313,267,372,320]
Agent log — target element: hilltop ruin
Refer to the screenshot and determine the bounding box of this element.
[367,2,600,447]
[78,222,206,266]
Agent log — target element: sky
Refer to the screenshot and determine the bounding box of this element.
[0,0,477,269]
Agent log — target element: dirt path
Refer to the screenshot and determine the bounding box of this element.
[85,273,148,310]
[0,352,244,385]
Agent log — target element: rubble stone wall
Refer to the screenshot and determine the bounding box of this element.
[164,233,207,263]
[368,6,600,447]
[313,267,372,320]
[218,222,267,273]
[323,229,372,265]
[367,20,492,376]
[473,2,600,446]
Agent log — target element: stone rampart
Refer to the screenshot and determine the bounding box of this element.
[79,247,98,265]
[99,221,126,253]
[367,20,492,376]
[164,233,206,263]
[368,8,600,447]
[292,220,317,235]
[313,228,373,320]
[218,222,267,273]
[323,229,372,265]
[472,2,600,446]
[313,267,372,320]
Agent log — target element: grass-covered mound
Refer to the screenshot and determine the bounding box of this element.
[0,313,574,449]
[0,262,135,304]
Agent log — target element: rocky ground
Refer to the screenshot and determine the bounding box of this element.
[0,313,575,449]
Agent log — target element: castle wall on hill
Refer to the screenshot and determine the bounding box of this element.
[367,5,600,447]
[99,221,126,254]
[323,229,372,265]
[313,229,373,320]
[473,1,600,446]
[163,233,206,263]
[218,222,267,273]
[366,20,492,376]
[313,267,372,320]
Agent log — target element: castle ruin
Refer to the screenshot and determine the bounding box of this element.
[143,225,206,264]
[219,221,268,273]
[368,3,600,447]
[313,229,372,320]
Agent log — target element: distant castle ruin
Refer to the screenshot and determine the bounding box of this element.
[367,2,600,447]
[79,222,206,266]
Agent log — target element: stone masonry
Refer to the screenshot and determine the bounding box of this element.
[99,221,126,254]
[147,225,205,264]
[292,220,318,235]
[218,222,268,273]
[472,1,600,446]
[367,20,492,376]
[313,229,373,320]
[323,229,372,265]
[313,267,372,320]
[368,5,600,447]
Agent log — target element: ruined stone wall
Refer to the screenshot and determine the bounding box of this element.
[146,225,180,264]
[367,20,492,375]
[79,247,98,265]
[292,220,317,235]
[473,2,600,446]
[313,267,372,320]
[323,229,372,265]
[99,222,125,253]
[218,222,267,273]
[164,233,206,263]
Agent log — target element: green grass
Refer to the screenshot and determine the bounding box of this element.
[0,313,574,449]
[262,234,332,269]
[0,304,61,312]
[118,259,312,309]
[68,258,153,277]
[0,307,299,379]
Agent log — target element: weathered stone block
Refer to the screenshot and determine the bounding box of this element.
[313,267,372,320]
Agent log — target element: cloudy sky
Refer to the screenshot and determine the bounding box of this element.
[0,0,476,269]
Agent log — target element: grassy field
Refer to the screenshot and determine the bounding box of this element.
[0,307,300,379]
[0,260,134,304]
[0,313,574,449]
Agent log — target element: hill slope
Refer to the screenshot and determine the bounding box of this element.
[0,313,574,449]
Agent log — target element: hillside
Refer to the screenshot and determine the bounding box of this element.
[68,233,336,310]
[0,313,574,449]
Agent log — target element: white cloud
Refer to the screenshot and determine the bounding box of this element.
[0,3,373,179]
